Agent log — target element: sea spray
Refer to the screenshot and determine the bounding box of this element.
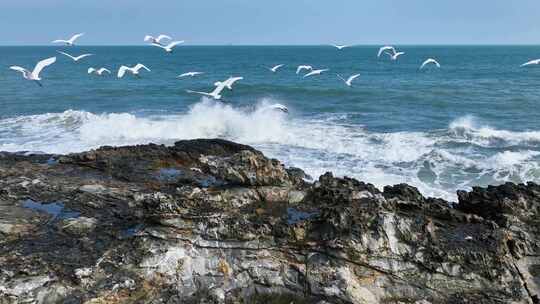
[0,101,539,202]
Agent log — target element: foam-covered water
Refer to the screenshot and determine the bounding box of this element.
[1,99,538,201]
[1,46,540,201]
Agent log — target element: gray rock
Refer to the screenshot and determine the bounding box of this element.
[0,139,538,304]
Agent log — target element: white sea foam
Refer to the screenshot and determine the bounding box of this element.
[0,102,539,202]
[449,115,540,146]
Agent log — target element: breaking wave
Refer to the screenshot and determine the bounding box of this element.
[0,100,539,202]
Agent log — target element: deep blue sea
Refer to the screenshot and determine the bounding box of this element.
[1,45,540,201]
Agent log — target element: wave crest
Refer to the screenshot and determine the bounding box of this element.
[0,105,539,202]
[449,115,540,147]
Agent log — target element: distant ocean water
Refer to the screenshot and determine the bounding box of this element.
[1,45,540,201]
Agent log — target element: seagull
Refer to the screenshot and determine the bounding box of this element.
[296,65,313,74]
[266,64,285,73]
[178,72,204,78]
[187,76,243,100]
[337,73,361,87]
[10,57,56,87]
[144,34,172,46]
[378,46,396,58]
[117,64,150,78]
[420,58,441,70]
[151,41,184,53]
[57,51,93,62]
[220,76,243,90]
[304,69,329,78]
[331,44,350,50]
[88,67,111,76]
[52,33,84,46]
[385,51,405,61]
[268,103,289,113]
[521,59,540,67]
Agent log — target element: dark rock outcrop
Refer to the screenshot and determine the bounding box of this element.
[0,139,539,303]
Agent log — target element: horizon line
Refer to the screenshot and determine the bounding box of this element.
[1,43,540,47]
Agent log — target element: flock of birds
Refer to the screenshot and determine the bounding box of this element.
[9,33,540,110]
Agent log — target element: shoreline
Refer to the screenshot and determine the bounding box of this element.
[0,139,539,303]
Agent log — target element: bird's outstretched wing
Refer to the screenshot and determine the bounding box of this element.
[117,66,129,78]
[271,64,284,71]
[69,33,84,43]
[186,90,212,97]
[224,77,243,89]
[304,71,316,78]
[144,35,154,42]
[99,68,111,74]
[378,46,396,57]
[166,41,184,49]
[521,59,540,67]
[74,54,93,61]
[134,64,150,72]
[88,67,96,74]
[10,66,30,75]
[421,59,440,69]
[151,43,166,49]
[58,51,76,60]
[332,44,348,49]
[179,72,203,78]
[296,65,312,74]
[347,74,361,84]
[32,57,56,77]
[156,35,172,42]
[52,39,68,44]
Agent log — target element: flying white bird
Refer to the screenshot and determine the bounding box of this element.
[521,59,540,67]
[385,51,405,61]
[331,44,350,50]
[144,34,172,45]
[420,58,441,70]
[151,41,184,53]
[378,46,397,58]
[296,65,313,74]
[9,57,56,87]
[268,103,289,113]
[187,76,243,100]
[57,51,93,62]
[304,69,329,78]
[88,67,111,76]
[117,64,150,78]
[178,72,204,78]
[52,33,84,46]
[337,73,361,87]
[220,77,243,90]
[266,64,285,73]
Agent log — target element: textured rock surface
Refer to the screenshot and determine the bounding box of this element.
[0,139,539,303]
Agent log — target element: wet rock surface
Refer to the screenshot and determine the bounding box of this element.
[0,139,539,303]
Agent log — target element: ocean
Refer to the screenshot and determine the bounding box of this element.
[1,45,539,201]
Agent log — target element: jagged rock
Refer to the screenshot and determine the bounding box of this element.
[0,139,539,303]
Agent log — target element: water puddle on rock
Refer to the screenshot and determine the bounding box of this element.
[158,168,184,182]
[121,224,144,238]
[287,208,318,225]
[22,199,80,220]
[46,157,58,165]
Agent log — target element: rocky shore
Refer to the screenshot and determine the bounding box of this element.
[0,139,539,303]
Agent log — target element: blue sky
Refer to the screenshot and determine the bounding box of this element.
[1,0,539,45]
